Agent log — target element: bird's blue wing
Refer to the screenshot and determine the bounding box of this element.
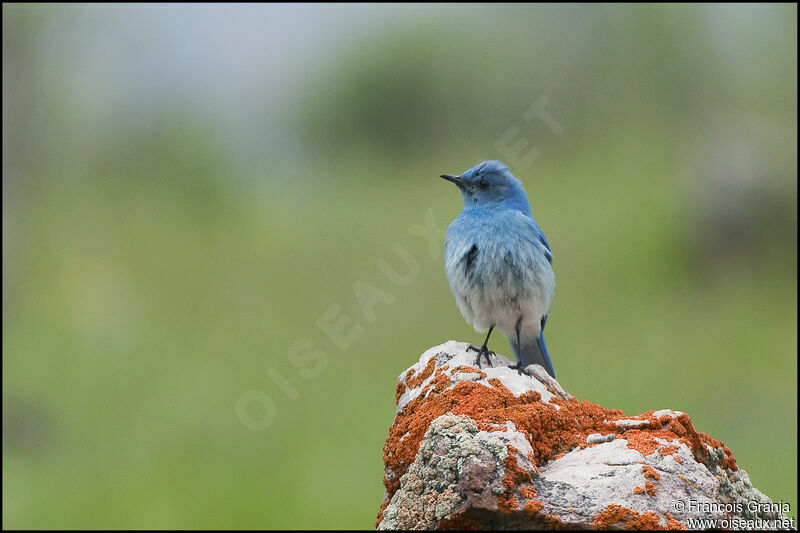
[537,232,552,258]
[509,210,553,265]
[529,218,553,265]
[518,213,553,332]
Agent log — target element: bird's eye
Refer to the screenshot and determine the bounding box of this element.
[479,179,490,189]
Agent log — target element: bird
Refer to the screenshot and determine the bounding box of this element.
[440,160,557,378]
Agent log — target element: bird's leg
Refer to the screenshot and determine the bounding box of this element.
[467,326,495,368]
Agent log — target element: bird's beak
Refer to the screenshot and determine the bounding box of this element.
[439,174,463,186]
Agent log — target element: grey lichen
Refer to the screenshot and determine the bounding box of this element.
[705,445,784,521]
[378,413,507,530]
[481,433,509,460]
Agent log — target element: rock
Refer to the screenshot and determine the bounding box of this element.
[376,341,792,530]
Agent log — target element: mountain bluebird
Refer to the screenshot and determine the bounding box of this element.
[440,160,557,377]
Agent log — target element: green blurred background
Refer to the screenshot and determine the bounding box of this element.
[2,3,796,529]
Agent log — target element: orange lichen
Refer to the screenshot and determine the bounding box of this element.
[450,365,487,379]
[663,511,687,530]
[668,418,687,436]
[519,485,538,499]
[487,377,504,389]
[395,381,406,404]
[657,412,674,424]
[498,496,519,513]
[641,464,660,480]
[592,504,662,529]
[524,500,544,516]
[405,357,436,389]
[627,513,666,529]
[430,368,451,393]
[659,444,679,456]
[593,504,635,528]
[634,486,645,495]
[645,481,656,496]
[544,514,563,527]
[593,505,687,530]
[674,456,684,464]
[519,390,542,404]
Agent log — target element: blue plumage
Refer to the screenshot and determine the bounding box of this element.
[440,160,557,377]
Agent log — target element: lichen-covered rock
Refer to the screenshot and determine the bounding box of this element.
[376,341,790,530]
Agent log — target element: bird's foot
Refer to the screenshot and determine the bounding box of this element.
[467,344,494,368]
[508,364,526,376]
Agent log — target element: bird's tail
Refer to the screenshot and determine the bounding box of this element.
[510,334,556,378]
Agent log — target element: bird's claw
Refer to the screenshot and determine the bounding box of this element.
[508,364,526,376]
[467,344,494,368]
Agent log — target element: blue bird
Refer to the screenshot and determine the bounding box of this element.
[440,160,557,378]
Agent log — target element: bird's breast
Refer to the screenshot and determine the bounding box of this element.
[445,221,554,305]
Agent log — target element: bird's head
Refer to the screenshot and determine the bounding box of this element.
[440,160,530,214]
